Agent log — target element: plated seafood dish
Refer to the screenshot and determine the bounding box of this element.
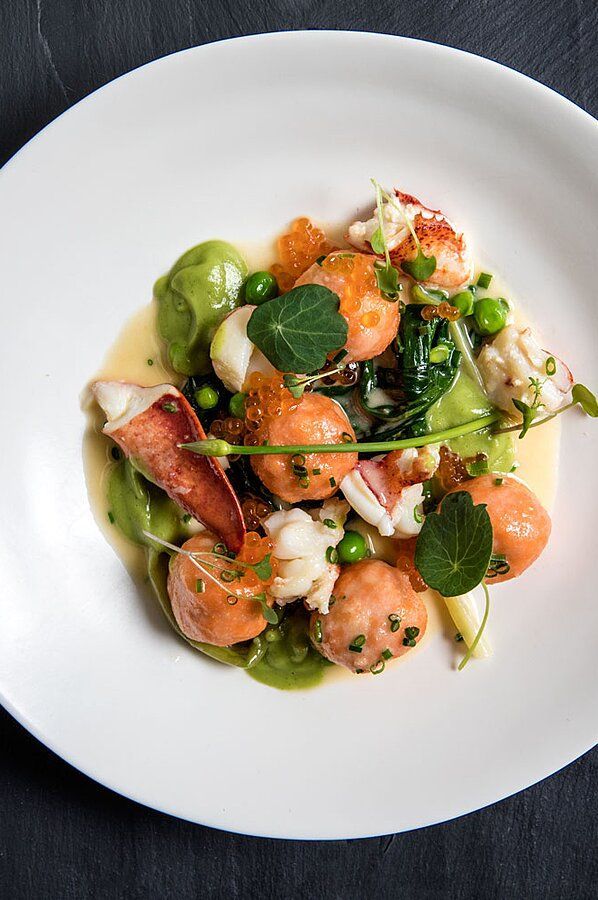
[87,181,597,689]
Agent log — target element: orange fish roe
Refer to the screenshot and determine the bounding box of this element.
[216,531,278,597]
[421,302,460,322]
[396,537,428,593]
[210,416,246,445]
[270,217,333,292]
[243,371,300,446]
[242,497,272,531]
[322,252,379,321]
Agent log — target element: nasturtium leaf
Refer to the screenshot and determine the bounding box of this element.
[246,284,348,373]
[512,398,537,439]
[414,491,493,597]
[370,226,386,255]
[572,383,598,417]
[401,248,437,282]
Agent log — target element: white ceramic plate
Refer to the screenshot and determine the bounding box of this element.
[0,32,596,839]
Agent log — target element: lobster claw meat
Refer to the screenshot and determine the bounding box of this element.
[93,381,246,553]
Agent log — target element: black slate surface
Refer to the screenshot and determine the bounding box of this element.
[1,2,597,897]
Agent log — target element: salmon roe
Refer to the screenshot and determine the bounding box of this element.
[435,446,470,492]
[241,497,272,531]
[270,217,333,292]
[421,301,460,322]
[214,531,278,597]
[322,252,379,321]
[243,371,300,447]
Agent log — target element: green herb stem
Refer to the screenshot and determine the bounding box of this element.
[180,412,500,458]
[458,583,491,671]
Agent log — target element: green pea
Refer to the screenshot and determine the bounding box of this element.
[194,385,219,410]
[245,271,278,305]
[228,392,247,418]
[452,290,474,317]
[473,297,508,335]
[336,530,367,564]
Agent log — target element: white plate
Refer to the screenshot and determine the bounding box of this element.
[0,32,596,839]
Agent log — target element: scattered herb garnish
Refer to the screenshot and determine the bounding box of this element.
[107,511,115,524]
[147,358,154,366]
[348,634,366,652]
[313,619,323,643]
[195,579,205,593]
[246,284,348,373]
[476,272,492,289]
[545,356,556,376]
[370,659,385,674]
[162,401,178,413]
[486,554,510,578]
[326,546,339,564]
[283,364,347,400]
[403,625,420,647]
[389,613,401,632]
[370,179,401,300]
[494,478,503,486]
[414,491,493,596]
[323,519,337,529]
[252,592,279,625]
[381,648,393,660]
[111,446,121,461]
[455,632,464,642]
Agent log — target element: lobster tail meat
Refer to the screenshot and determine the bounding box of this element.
[93,381,246,553]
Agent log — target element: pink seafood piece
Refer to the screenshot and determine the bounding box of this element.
[348,190,473,290]
[311,560,428,672]
[93,381,245,553]
[359,446,439,509]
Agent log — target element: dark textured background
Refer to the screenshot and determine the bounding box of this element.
[1,2,597,897]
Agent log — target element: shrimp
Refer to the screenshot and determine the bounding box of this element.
[251,393,358,503]
[295,252,400,362]
[477,325,573,414]
[167,531,271,645]
[93,381,245,552]
[311,560,427,673]
[348,190,473,290]
[446,475,551,583]
[340,446,439,538]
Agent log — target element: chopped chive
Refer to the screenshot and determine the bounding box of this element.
[348,634,366,652]
[403,638,416,647]
[510,463,519,473]
[381,648,393,660]
[413,506,423,524]
[162,402,178,413]
[312,468,322,475]
[477,272,492,289]
[316,255,326,266]
[107,511,115,524]
[545,356,557,376]
[299,476,310,489]
[370,659,385,674]
[220,569,239,583]
[389,613,401,632]
[326,546,339,564]
[195,579,205,593]
[291,453,305,466]
[314,619,323,643]
[182,513,192,523]
[355,668,364,674]
[323,518,337,529]
[455,632,464,642]
[147,358,154,366]
[226,594,238,606]
[494,477,503,486]
[110,446,121,461]
[333,349,348,363]
[404,626,420,640]
[341,432,353,443]
[213,542,228,555]
[329,476,337,487]
[365,548,372,558]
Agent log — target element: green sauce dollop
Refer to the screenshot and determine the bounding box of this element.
[107,458,186,547]
[426,370,515,473]
[248,609,331,690]
[154,240,248,376]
